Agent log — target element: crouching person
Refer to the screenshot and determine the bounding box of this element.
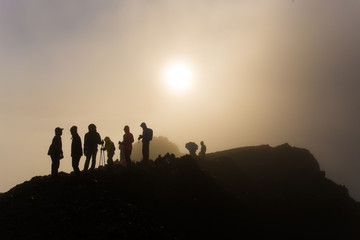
[102,136,115,166]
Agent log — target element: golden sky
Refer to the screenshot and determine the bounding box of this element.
[1,1,360,199]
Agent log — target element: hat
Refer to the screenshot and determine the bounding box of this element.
[55,127,64,132]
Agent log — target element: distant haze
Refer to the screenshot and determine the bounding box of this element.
[130,136,182,161]
[1,1,360,200]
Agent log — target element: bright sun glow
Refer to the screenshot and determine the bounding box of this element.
[164,62,193,92]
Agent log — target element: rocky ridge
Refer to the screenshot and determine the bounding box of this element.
[0,144,359,239]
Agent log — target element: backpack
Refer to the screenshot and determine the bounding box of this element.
[148,128,153,141]
[47,144,53,156]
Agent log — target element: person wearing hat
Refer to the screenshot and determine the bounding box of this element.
[83,124,103,171]
[47,127,64,176]
[138,122,153,163]
[101,136,115,166]
[70,126,83,175]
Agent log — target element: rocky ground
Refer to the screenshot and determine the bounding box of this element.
[0,144,359,239]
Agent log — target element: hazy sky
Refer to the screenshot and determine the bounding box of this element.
[1,1,360,200]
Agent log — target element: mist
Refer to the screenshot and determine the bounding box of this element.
[1,1,360,200]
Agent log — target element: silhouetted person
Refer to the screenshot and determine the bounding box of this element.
[83,124,102,172]
[119,125,134,167]
[199,141,207,159]
[48,127,64,176]
[185,142,198,158]
[70,126,83,175]
[138,122,153,163]
[102,136,115,166]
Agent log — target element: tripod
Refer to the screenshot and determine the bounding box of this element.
[99,149,105,167]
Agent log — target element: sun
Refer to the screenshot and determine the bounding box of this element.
[164,62,193,92]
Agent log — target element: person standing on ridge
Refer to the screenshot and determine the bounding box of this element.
[138,122,153,163]
[199,141,207,159]
[48,127,64,177]
[70,126,83,175]
[83,124,103,172]
[102,136,115,166]
[119,125,134,167]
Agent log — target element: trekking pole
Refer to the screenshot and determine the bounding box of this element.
[98,149,101,167]
[99,149,101,167]
[102,149,105,166]
[102,150,105,166]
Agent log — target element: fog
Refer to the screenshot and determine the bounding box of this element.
[1,1,360,200]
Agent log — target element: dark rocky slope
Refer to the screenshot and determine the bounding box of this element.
[0,144,359,239]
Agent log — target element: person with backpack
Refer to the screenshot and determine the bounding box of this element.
[101,136,115,166]
[138,122,153,163]
[83,123,103,172]
[70,126,83,175]
[48,127,64,177]
[119,125,134,167]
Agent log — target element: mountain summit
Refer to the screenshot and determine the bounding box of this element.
[0,144,359,239]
